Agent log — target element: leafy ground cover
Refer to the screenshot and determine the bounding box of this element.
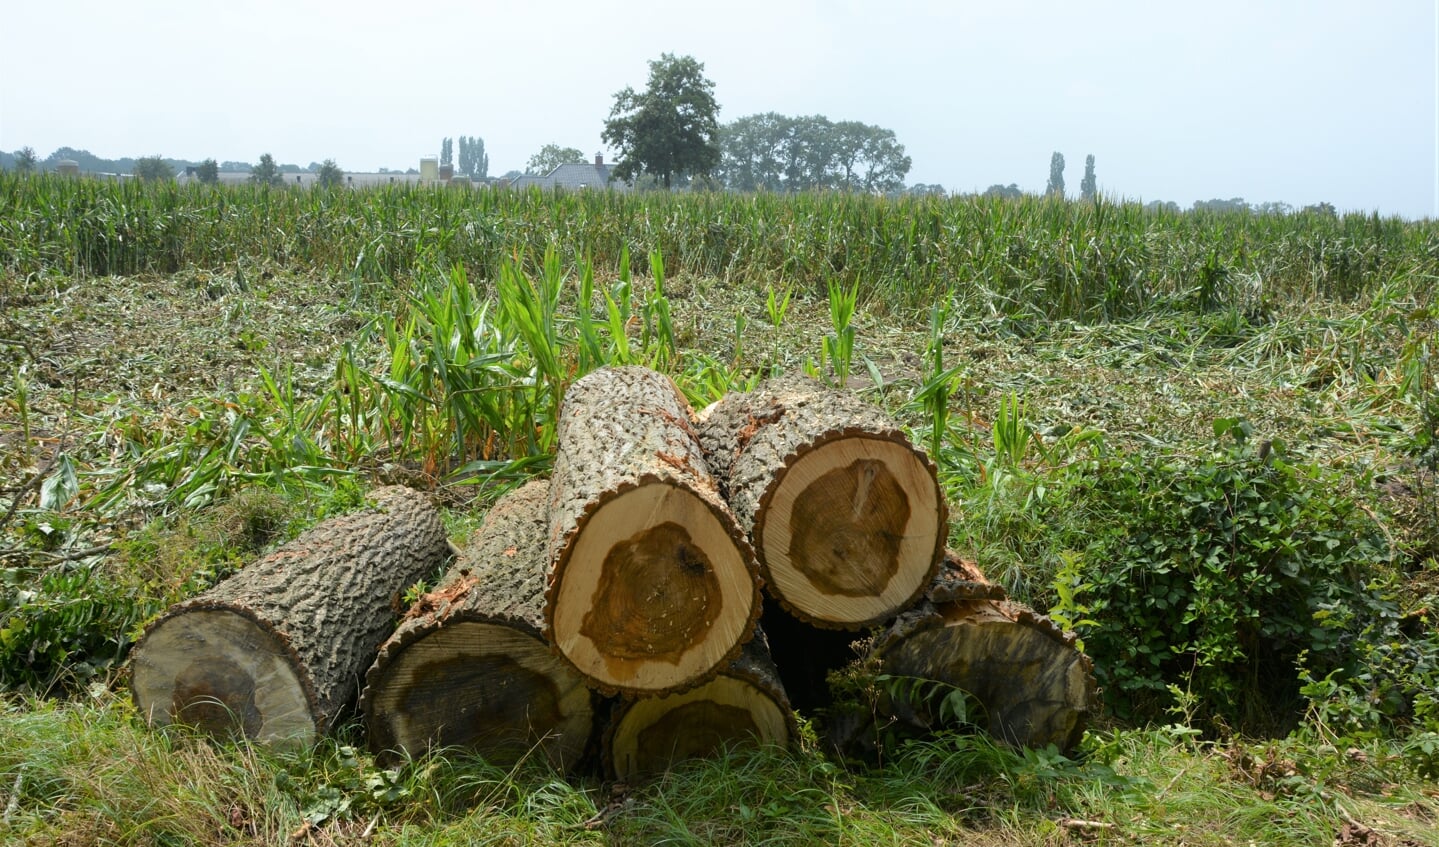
[1,179,1438,844]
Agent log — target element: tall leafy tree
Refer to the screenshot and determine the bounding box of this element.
[603,53,720,189]
[458,135,488,179]
[133,155,174,182]
[250,153,284,187]
[316,159,345,188]
[440,137,453,168]
[1080,154,1097,201]
[196,158,219,184]
[1046,152,1065,197]
[526,144,585,174]
[14,146,37,173]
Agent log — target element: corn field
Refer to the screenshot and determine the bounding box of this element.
[3,173,1435,319]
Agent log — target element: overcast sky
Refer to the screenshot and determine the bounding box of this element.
[1,0,1432,217]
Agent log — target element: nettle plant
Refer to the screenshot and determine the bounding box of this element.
[1055,419,1408,735]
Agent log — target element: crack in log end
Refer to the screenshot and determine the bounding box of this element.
[172,657,262,739]
[633,701,758,772]
[580,522,721,665]
[789,459,909,597]
[398,655,563,762]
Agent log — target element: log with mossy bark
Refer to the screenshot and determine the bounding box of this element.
[603,626,795,781]
[361,480,596,768]
[546,366,762,698]
[864,555,1097,753]
[130,486,449,749]
[696,375,946,630]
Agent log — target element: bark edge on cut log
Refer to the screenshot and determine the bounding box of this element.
[131,486,449,748]
[545,366,762,698]
[360,480,595,769]
[696,375,947,629]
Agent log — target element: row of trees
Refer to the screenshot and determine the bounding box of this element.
[439,136,489,180]
[1042,152,1098,201]
[715,113,911,193]
[597,53,912,193]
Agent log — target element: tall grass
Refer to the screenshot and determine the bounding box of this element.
[3,174,1435,319]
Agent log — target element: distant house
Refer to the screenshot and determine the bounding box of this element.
[508,153,627,192]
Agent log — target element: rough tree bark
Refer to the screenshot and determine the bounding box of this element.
[546,366,762,698]
[696,375,946,629]
[130,486,449,748]
[361,480,595,769]
[870,555,1097,753]
[602,627,795,780]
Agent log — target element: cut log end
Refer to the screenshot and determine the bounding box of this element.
[881,599,1097,752]
[761,437,943,628]
[607,676,791,780]
[131,608,315,748]
[363,622,592,769]
[550,482,759,696]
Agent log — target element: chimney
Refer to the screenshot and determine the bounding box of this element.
[595,152,603,166]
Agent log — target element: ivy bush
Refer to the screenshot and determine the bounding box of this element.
[1054,419,1423,735]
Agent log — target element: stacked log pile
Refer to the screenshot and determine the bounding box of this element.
[132,365,1097,776]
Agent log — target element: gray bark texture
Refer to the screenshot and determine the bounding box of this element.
[695,374,946,627]
[545,366,761,697]
[132,486,449,739]
[360,480,596,765]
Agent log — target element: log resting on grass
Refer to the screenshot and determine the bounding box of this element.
[603,627,795,780]
[696,375,946,629]
[130,486,449,748]
[873,555,1097,753]
[546,366,762,698]
[361,480,595,768]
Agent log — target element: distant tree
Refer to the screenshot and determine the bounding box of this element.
[1193,197,1249,213]
[440,137,453,167]
[250,153,284,186]
[983,183,1024,199]
[14,146,37,173]
[603,53,720,189]
[1255,201,1293,215]
[906,183,946,197]
[316,159,345,188]
[1080,154,1097,201]
[1045,152,1065,197]
[458,135,488,179]
[715,113,910,193]
[1145,199,1181,214]
[133,155,174,182]
[499,169,523,183]
[1303,201,1337,217]
[196,158,219,184]
[527,144,585,174]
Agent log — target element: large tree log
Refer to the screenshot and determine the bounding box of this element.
[696,375,946,629]
[869,556,1097,753]
[360,480,595,769]
[130,486,449,748]
[603,627,795,781]
[547,366,762,698]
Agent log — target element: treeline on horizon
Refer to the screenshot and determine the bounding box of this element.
[0,143,1348,217]
[1,170,1432,323]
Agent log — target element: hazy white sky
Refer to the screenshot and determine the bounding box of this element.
[1,0,1432,217]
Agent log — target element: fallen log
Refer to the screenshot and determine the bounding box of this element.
[867,556,1097,753]
[361,480,595,769]
[547,366,762,698]
[603,627,795,780]
[130,486,449,748]
[696,375,945,629]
